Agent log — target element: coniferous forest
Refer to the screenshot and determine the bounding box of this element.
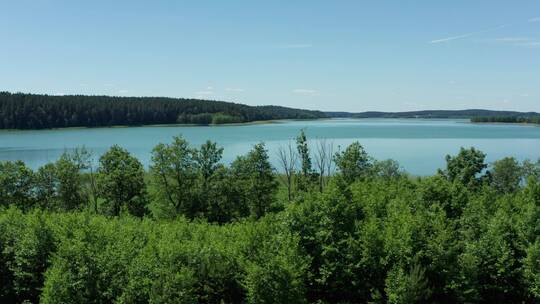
[1,130,540,303]
[0,92,326,129]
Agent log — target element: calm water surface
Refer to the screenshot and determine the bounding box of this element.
[1,119,539,175]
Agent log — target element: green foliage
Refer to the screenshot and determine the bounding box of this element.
[334,141,372,184]
[0,161,34,210]
[491,157,523,194]
[441,147,487,188]
[1,136,540,303]
[150,135,198,218]
[0,91,326,129]
[231,143,278,219]
[97,145,147,216]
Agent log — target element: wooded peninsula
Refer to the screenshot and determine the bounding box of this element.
[1,92,539,130]
[0,92,326,129]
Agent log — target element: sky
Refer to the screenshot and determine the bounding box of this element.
[1,0,539,112]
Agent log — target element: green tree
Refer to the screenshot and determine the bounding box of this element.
[96,145,147,216]
[491,157,523,193]
[440,147,487,188]
[334,141,372,184]
[34,163,59,209]
[371,159,403,179]
[295,129,314,192]
[231,143,277,219]
[296,129,312,178]
[0,161,34,210]
[54,153,86,210]
[150,136,198,218]
[522,159,540,181]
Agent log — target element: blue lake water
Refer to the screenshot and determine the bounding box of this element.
[0,118,539,175]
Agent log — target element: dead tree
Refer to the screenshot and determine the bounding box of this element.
[277,140,298,201]
[314,138,334,192]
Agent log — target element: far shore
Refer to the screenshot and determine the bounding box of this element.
[470,121,540,127]
[0,118,325,132]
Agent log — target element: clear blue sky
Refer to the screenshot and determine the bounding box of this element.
[1,0,539,112]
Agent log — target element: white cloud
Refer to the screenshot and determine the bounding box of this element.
[279,44,313,49]
[225,88,245,92]
[516,41,540,47]
[481,37,540,48]
[529,17,540,22]
[429,25,507,44]
[292,89,319,96]
[196,90,213,96]
[118,89,129,94]
[491,37,532,42]
[430,31,481,44]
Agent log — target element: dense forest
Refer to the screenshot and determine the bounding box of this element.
[0,92,326,129]
[326,109,540,119]
[471,116,540,124]
[1,131,540,303]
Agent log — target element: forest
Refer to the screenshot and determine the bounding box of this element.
[0,92,326,129]
[471,116,540,124]
[326,109,540,119]
[1,131,540,303]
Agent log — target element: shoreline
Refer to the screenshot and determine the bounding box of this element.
[0,118,324,132]
[470,121,540,127]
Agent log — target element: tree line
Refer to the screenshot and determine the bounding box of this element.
[471,116,540,124]
[328,109,540,119]
[1,131,540,303]
[0,92,326,129]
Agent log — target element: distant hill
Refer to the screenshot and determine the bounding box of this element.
[326,109,540,119]
[0,92,327,129]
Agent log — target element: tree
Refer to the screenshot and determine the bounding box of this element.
[194,140,224,197]
[96,145,147,216]
[277,140,298,202]
[296,129,314,192]
[333,141,372,184]
[54,153,86,211]
[314,139,334,192]
[0,161,34,210]
[150,135,198,218]
[490,157,523,194]
[522,159,540,181]
[231,143,277,219]
[34,164,59,209]
[372,159,403,179]
[440,147,487,188]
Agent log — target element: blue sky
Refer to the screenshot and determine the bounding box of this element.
[1,0,539,112]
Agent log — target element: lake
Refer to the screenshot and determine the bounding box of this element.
[0,118,539,176]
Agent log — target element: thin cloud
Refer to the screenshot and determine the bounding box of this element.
[196,90,213,96]
[118,89,129,94]
[429,24,507,44]
[279,44,313,49]
[516,41,540,47]
[485,37,540,48]
[292,89,319,96]
[529,17,540,22]
[491,37,532,42]
[225,88,245,92]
